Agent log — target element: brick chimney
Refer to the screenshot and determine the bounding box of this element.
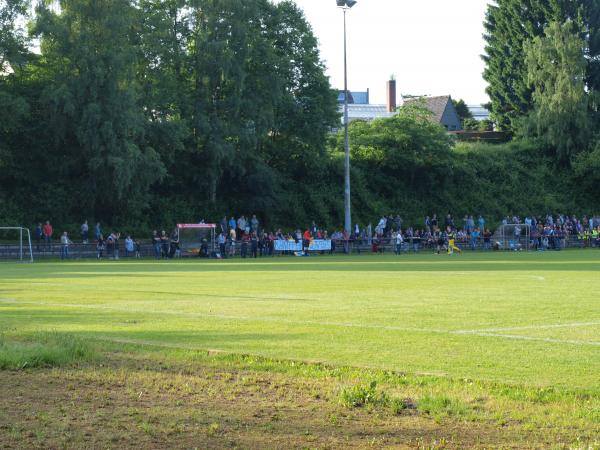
[386,78,396,113]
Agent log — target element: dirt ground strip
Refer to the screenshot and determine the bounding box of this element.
[0,355,576,449]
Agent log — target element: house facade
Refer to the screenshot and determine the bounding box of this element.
[338,80,473,131]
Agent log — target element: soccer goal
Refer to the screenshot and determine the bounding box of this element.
[0,227,34,262]
[495,224,531,251]
[177,223,216,257]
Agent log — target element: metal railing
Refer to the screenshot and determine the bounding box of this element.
[0,234,597,261]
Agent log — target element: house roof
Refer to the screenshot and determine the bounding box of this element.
[402,95,451,123]
[337,90,369,105]
[339,104,395,122]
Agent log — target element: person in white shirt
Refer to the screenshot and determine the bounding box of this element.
[394,230,404,255]
[60,232,72,260]
[80,220,89,243]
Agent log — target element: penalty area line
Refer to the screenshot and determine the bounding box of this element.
[462,332,600,347]
[456,321,600,333]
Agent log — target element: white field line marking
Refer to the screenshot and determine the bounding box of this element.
[3,299,600,347]
[456,321,600,334]
[464,332,600,347]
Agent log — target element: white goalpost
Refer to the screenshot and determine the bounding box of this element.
[0,227,34,263]
[496,223,531,251]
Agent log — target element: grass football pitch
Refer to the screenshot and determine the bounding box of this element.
[1,250,599,448]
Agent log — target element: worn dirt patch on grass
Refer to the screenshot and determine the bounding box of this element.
[0,354,587,449]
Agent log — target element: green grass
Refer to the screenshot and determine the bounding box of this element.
[0,250,599,446]
[0,332,97,369]
[1,251,599,388]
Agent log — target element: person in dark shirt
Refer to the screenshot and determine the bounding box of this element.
[169,229,180,258]
[241,232,249,258]
[152,230,161,259]
[250,232,258,258]
[96,235,105,259]
[160,230,169,258]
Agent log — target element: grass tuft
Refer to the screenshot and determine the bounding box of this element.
[417,394,468,418]
[339,381,389,408]
[0,332,97,370]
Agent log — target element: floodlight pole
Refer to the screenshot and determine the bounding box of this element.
[342,5,352,235]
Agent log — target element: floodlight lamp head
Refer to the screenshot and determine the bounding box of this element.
[337,0,357,8]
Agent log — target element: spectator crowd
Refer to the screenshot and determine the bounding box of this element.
[30,212,600,260]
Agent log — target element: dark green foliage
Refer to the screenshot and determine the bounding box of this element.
[522,20,592,165]
[452,99,473,123]
[482,0,600,133]
[1,0,599,234]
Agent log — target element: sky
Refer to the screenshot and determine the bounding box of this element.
[282,0,492,106]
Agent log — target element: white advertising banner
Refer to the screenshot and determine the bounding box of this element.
[308,240,332,251]
[274,240,332,252]
[274,240,302,251]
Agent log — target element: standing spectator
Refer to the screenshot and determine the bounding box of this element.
[34,223,43,251]
[96,234,105,259]
[95,222,102,240]
[134,238,141,258]
[250,232,258,258]
[228,216,236,231]
[125,235,134,257]
[105,233,114,258]
[113,232,121,260]
[152,231,161,259]
[478,215,485,231]
[394,215,402,232]
[303,228,312,253]
[483,228,492,251]
[228,228,237,257]
[60,231,71,260]
[393,230,403,255]
[250,215,259,233]
[42,221,53,251]
[240,232,249,258]
[259,233,268,257]
[220,216,228,234]
[81,220,89,243]
[218,231,226,257]
[471,228,481,251]
[237,216,247,237]
[160,230,169,258]
[169,229,180,258]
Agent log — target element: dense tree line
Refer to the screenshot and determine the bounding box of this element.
[1,0,599,234]
[0,0,339,230]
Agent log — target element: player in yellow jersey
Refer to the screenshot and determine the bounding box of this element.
[447,229,462,255]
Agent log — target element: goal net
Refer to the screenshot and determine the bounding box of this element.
[0,227,34,262]
[177,223,216,257]
[493,224,531,251]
